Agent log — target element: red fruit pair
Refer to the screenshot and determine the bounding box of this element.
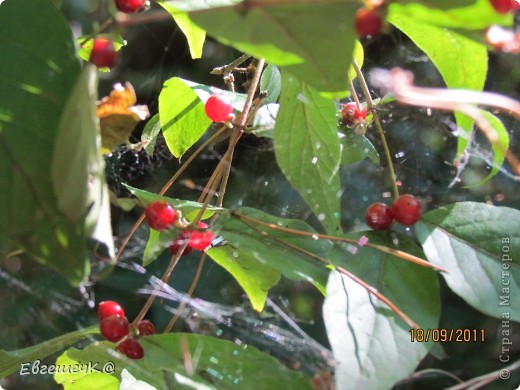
[169,221,215,254]
[145,200,178,231]
[341,102,367,126]
[365,194,422,230]
[97,301,156,360]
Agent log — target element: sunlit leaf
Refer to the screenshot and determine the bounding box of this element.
[158,1,206,59]
[212,208,333,298]
[388,6,488,163]
[167,0,359,95]
[390,0,512,30]
[208,245,281,311]
[416,202,520,321]
[140,113,161,156]
[274,72,342,234]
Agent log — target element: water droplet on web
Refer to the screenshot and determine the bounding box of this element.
[264,181,269,186]
[306,189,312,194]
[395,151,405,158]
[382,192,391,198]
[358,236,369,247]
[347,245,358,254]
[311,234,319,240]
[311,156,318,165]
[318,213,325,221]
[232,252,238,258]
[315,142,321,149]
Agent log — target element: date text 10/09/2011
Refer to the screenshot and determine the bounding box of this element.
[409,329,485,343]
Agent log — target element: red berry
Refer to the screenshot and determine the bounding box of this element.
[100,316,129,342]
[392,194,422,226]
[341,102,367,126]
[145,200,177,231]
[115,0,145,13]
[117,338,144,359]
[185,222,215,251]
[169,236,193,256]
[355,7,383,38]
[489,0,513,13]
[98,301,125,321]
[365,203,393,230]
[137,320,156,336]
[512,0,520,10]
[89,38,117,68]
[205,94,233,123]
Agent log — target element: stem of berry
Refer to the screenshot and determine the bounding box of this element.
[231,210,446,272]
[348,76,362,109]
[352,60,399,200]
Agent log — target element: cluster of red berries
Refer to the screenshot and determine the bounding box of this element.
[88,1,146,69]
[98,301,156,359]
[354,5,384,38]
[341,102,368,127]
[489,0,520,13]
[204,93,234,123]
[145,200,216,254]
[365,194,421,231]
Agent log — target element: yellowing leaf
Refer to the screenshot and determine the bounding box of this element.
[97,82,150,153]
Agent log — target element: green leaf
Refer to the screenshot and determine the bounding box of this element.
[324,232,440,389]
[387,8,488,162]
[389,0,512,30]
[348,41,364,82]
[0,0,93,285]
[141,114,161,156]
[207,245,281,311]
[416,202,520,322]
[212,208,332,298]
[246,103,278,138]
[340,131,380,166]
[463,110,509,186]
[158,1,206,59]
[142,228,181,267]
[0,326,98,379]
[260,64,282,104]
[158,77,212,158]
[274,72,341,234]
[169,0,359,95]
[55,334,314,390]
[124,184,222,218]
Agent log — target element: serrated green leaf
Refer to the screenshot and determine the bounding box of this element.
[141,114,161,156]
[213,208,332,296]
[0,326,98,379]
[207,245,281,311]
[324,232,440,389]
[389,0,512,29]
[260,64,282,104]
[388,8,488,164]
[348,41,364,82]
[168,0,359,95]
[274,72,341,234]
[158,1,206,59]
[416,202,520,322]
[340,131,380,166]
[55,334,313,390]
[0,0,93,285]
